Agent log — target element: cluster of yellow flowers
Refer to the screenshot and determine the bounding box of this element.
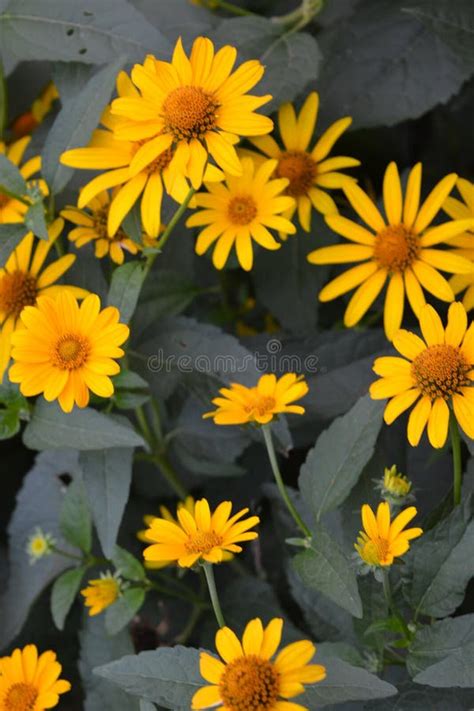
[1,33,473,711]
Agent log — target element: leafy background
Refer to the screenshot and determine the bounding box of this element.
[1,0,474,709]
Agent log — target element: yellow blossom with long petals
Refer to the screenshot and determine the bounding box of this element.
[355,501,422,567]
[308,162,474,339]
[0,644,70,710]
[370,302,474,448]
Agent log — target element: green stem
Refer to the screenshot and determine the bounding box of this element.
[272,0,325,31]
[261,424,312,539]
[203,562,226,628]
[144,186,195,276]
[145,578,202,605]
[0,60,7,140]
[382,568,411,642]
[153,452,188,499]
[135,405,153,447]
[50,545,84,562]
[450,413,462,506]
[175,603,203,644]
[208,0,255,16]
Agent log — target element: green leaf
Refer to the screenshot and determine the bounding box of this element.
[408,614,474,678]
[293,523,363,618]
[403,495,474,617]
[139,702,156,711]
[59,476,92,553]
[252,228,329,334]
[79,615,139,711]
[51,566,86,630]
[108,261,146,324]
[112,546,146,582]
[316,0,471,128]
[94,647,202,710]
[0,152,27,194]
[24,200,49,240]
[0,407,19,439]
[0,0,171,67]
[414,641,474,688]
[0,450,82,647]
[23,400,144,451]
[367,681,474,709]
[137,270,200,332]
[112,370,150,411]
[0,223,27,267]
[299,395,384,521]
[299,658,397,706]
[42,56,125,194]
[212,17,321,111]
[105,588,145,635]
[404,0,474,68]
[80,448,134,558]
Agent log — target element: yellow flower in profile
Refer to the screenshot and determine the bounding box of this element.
[355,502,422,567]
[248,91,359,230]
[204,373,308,425]
[308,162,474,339]
[0,644,71,710]
[9,291,129,413]
[143,498,259,568]
[81,572,121,616]
[381,465,412,500]
[138,496,196,569]
[110,36,273,188]
[370,302,474,448]
[61,190,140,264]
[26,527,55,565]
[187,157,295,270]
[192,617,326,711]
[443,178,474,311]
[60,71,220,239]
[0,136,47,223]
[12,82,59,138]
[0,219,87,381]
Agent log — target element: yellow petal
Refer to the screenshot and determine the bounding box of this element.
[445,301,468,347]
[383,162,402,224]
[296,92,319,151]
[312,116,352,162]
[384,272,404,341]
[427,397,450,448]
[344,269,387,327]
[407,395,432,446]
[307,244,373,264]
[318,262,378,301]
[383,388,420,424]
[403,163,422,227]
[419,303,445,345]
[414,173,457,233]
[343,181,386,232]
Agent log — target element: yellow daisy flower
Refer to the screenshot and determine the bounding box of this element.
[355,501,422,567]
[187,157,296,271]
[443,178,474,311]
[0,644,71,710]
[0,218,87,382]
[61,190,140,265]
[308,162,474,339]
[204,373,308,425]
[109,36,273,188]
[192,617,326,711]
[143,498,259,568]
[248,91,359,231]
[26,527,55,565]
[370,302,474,448]
[9,291,129,413]
[0,136,47,224]
[81,572,121,616]
[138,496,196,569]
[60,71,221,239]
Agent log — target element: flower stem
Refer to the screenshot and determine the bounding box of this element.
[382,568,411,642]
[153,452,188,499]
[261,424,312,539]
[450,413,462,507]
[144,186,195,276]
[203,562,226,628]
[208,0,255,16]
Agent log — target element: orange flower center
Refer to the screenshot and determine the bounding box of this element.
[0,271,37,319]
[146,146,174,174]
[244,394,276,418]
[52,334,90,370]
[219,655,280,711]
[227,195,258,225]
[4,682,38,711]
[412,344,470,400]
[374,224,419,272]
[162,85,219,140]
[184,530,223,555]
[363,537,390,566]
[275,151,317,197]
